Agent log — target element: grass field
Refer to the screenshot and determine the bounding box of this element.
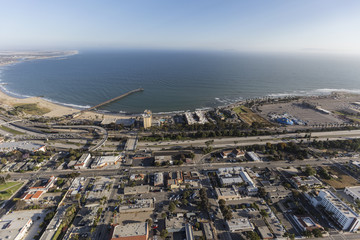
[322,166,359,189]
[0,181,23,200]
[232,105,270,126]
[0,125,24,135]
[14,103,50,115]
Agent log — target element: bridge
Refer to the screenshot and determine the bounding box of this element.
[82,88,144,112]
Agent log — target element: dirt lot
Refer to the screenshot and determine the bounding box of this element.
[232,105,270,126]
[322,166,359,189]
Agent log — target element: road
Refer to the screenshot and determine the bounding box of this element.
[8,157,352,182]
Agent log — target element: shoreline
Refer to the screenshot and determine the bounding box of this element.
[1,51,360,118]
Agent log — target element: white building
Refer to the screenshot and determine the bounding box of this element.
[74,153,91,169]
[91,155,121,168]
[111,222,149,240]
[345,186,360,201]
[226,217,253,232]
[239,171,258,195]
[311,190,360,232]
[154,172,164,186]
[0,141,46,153]
[0,210,45,240]
[245,151,260,161]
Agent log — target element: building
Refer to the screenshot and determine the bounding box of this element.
[21,176,57,202]
[265,186,291,202]
[153,172,164,186]
[130,174,145,181]
[345,186,360,201]
[226,217,253,232]
[154,155,172,165]
[167,171,183,188]
[124,185,150,195]
[166,216,185,233]
[0,209,45,240]
[184,112,196,125]
[290,175,323,189]
[119,198,154,213]
[111,222,149,240]
[239,171,258,196]
[257,226,273,239]
[91,155,121,168]
[0,141,46,153]
[215,186,242,201]
[74,153,91,169]
[245,151,261,161]
[143,110,152,129]
[293,215,323,232]
[220,149,245,159]
[310,190,360,232]
[202,223,214,240]
[217,167,244,186]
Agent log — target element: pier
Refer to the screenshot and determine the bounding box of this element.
[83,88,144,112]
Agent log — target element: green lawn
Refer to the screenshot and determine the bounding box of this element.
[0,125,24,135]
[0,182,24,200]
[0,182,19,191]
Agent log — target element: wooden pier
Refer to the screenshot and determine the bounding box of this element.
[83,88,144,112]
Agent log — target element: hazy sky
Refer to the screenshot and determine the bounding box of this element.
[1,0,360,53]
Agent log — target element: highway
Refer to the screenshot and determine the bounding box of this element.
[138,129,360,150]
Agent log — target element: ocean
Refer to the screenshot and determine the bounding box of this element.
[1,50,360,114]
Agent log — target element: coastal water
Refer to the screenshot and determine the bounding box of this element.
[1,50,360,113]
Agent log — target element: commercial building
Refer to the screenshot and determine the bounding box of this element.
[290,176,323,189]
[142,110,152,129]
[345,186,360,201]
[220,149,245,159]
[217,167,244,186]
[184,112,196,125]
[0,141,46,153]
[310,190,360,232]
[0,209,45,240]
[239,171,258,196]
[153,172,164,186]
[215,186,241,201]
[74,153,91,169]
[265,186,291,202]
[124,185,150,195]
[166,216,185,233]
[226,217,254,232]
[167,171,183,188]
[91,155,121,168]
[21,176,57,202]
[292,215,323,232]
[111,222,149,240]
[257,226,273,239]
[245,151,261,161]
[119,198,154,213]
[202,223,214,240]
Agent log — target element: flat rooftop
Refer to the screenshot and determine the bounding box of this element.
[112,222,147,238]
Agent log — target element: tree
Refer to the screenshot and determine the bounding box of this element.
[304,165,316,176]
[246,231,260,240]
[169,201,176,213]
[160,229,168,239]
[75,193,81,208]
[260,209,268,217]
[146,218,153,226]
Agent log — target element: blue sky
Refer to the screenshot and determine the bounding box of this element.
[1,0,360,53]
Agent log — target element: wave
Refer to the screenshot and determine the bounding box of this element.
[267,88,360,98]
[41,97,91,110]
